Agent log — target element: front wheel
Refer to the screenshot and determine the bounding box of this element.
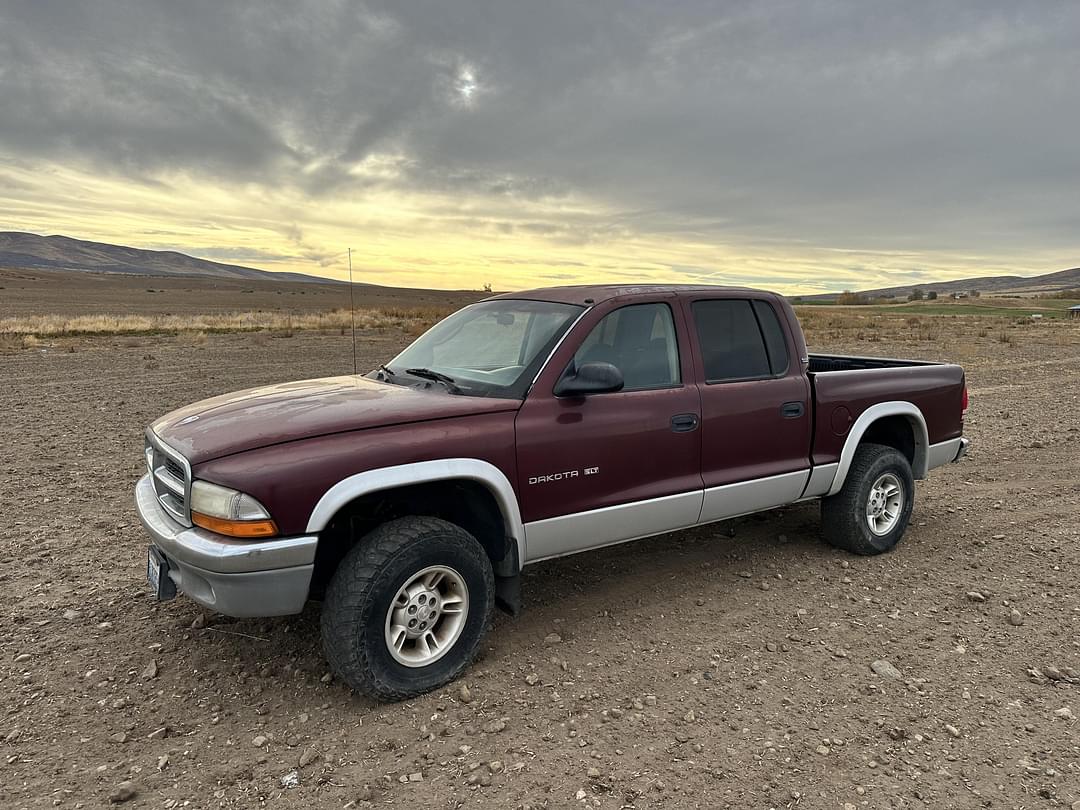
[821,443,915,555]
[321,516,494,701]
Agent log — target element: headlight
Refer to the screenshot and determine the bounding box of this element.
[190,480,277,538]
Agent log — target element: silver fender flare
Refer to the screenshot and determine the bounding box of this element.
[305,458,526,570]
[825,402,929,497]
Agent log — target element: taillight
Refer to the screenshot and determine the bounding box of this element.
[961,384,969,415]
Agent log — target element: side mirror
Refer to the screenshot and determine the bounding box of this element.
[554,361,624,397]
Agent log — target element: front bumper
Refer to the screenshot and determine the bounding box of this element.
[135,474,316,617]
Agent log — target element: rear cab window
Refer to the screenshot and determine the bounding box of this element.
[690,298,791,382]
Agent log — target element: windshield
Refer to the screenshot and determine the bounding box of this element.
[383,299,583,398]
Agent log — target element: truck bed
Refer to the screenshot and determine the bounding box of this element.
[807,353,966,471]
[807,353,940,373]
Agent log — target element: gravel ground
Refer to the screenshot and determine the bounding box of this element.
[1,317,1078,809]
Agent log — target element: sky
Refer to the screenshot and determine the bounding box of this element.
[2,1,1079,294]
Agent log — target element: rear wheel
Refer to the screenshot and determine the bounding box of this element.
[822,443,914,555]
[321,516,494,701]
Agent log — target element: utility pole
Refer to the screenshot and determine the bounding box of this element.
[348,247,357,374]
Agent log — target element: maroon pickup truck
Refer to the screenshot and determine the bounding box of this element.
[136,284,968,699]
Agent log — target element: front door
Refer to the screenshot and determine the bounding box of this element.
[515,298,703,561]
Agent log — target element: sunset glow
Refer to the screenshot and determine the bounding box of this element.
[3,3,1078,293]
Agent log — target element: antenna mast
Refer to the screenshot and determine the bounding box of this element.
[347,247,358,375]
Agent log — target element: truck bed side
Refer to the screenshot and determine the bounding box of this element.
[809,360,966,470]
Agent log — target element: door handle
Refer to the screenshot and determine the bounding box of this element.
[781,401,805,419]
[670,413,700,433]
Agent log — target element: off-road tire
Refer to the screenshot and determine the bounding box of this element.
[321,516,494,701]
[821,442,915,555]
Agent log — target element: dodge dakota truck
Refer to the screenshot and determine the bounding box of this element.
[136,284,969,700]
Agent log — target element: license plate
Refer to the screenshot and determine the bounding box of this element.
[146,547,176,601]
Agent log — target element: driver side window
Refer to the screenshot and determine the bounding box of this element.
[573,303,680,391]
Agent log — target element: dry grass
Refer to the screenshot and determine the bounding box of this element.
[792,307,1019,349]
[0,306,452,338]
[4,300,1075,356]
[0,334,40,354]
[794,307,946,344]
[178,330,209,347]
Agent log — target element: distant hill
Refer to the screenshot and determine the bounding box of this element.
[810,266,1080,300]
[0,232,341,284]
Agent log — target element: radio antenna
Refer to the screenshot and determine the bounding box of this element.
[347,247,358,375]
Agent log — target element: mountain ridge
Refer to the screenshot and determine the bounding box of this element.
[0,231,341,284]
[812,266,1080,300]
[4,231,1077,297]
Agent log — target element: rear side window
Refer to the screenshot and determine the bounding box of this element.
[752,300,790,375]
[691,299,787,382]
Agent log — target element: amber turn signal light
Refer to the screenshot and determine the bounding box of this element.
[192,511,278,538]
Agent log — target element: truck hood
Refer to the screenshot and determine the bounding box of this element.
[151,375,521,464]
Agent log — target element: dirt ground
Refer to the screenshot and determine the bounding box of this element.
[1,303,1079,809]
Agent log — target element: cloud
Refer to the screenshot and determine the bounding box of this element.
[171,246,299,265]
[1,1,1079,291]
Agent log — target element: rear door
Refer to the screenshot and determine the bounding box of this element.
[684,295,812,522]
[515,295,703,561]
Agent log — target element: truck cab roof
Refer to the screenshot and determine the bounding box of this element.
[488,283,765,306]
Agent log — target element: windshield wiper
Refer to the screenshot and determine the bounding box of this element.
[371,363,399,384]
[404,367,461,393]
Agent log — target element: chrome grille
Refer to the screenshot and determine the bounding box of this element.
[145,431,192,526]
[163,457,185,481]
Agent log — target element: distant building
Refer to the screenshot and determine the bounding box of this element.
[1070,305,1080,319]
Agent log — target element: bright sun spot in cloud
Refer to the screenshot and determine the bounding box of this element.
[454,66,480,104]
